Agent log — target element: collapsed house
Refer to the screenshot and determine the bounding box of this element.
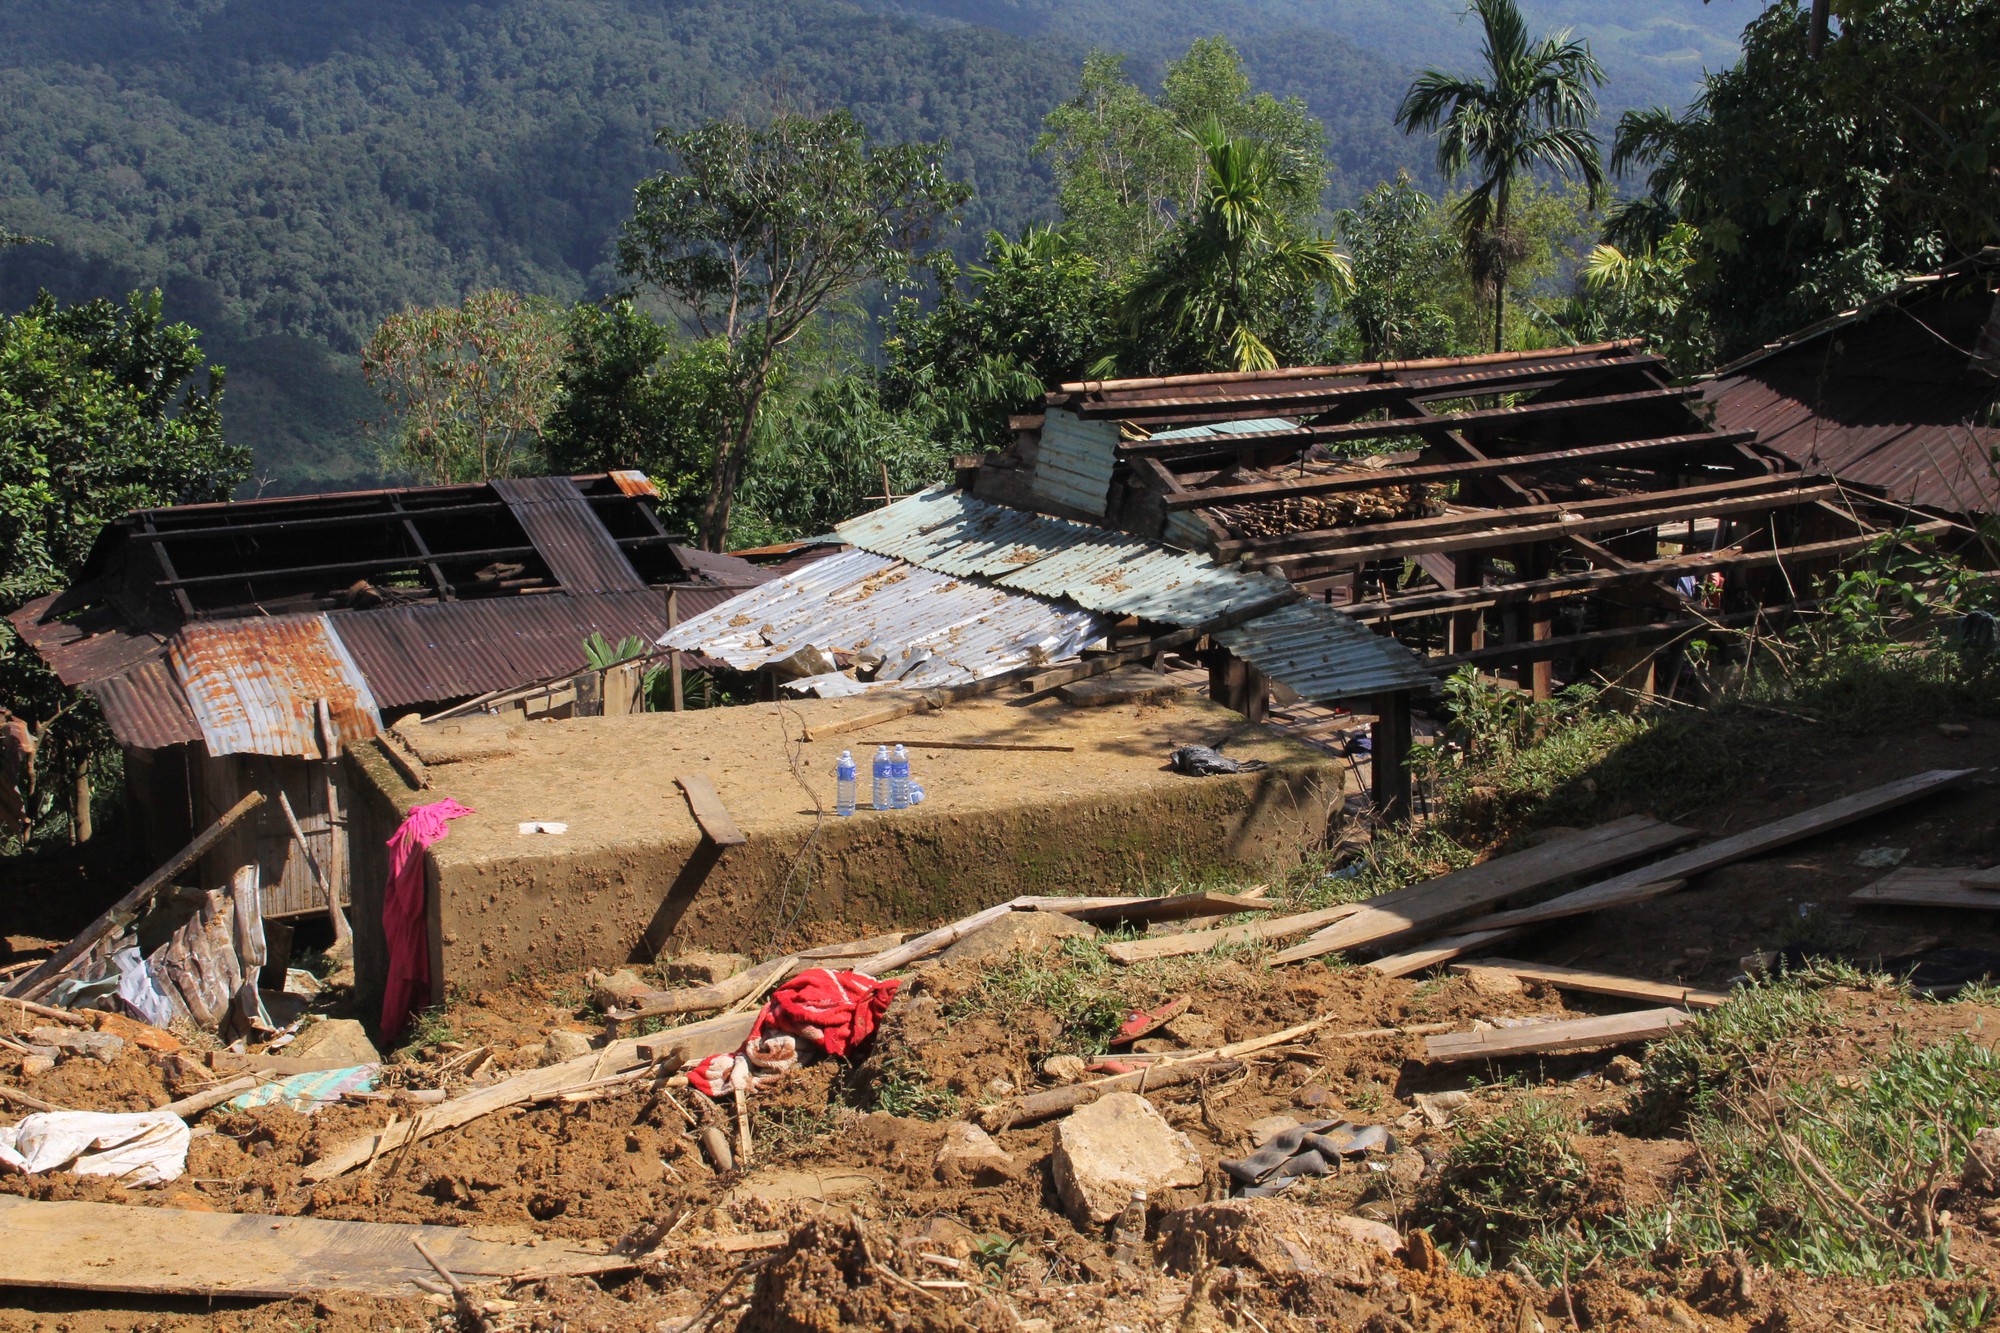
[1703,246,2000,516]
[7,472,763,920]
[966,338,1972,708]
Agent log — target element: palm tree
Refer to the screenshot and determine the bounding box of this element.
[1396,0,1606,352]
[1119,119,1352,373]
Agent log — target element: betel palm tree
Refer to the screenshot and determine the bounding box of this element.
[1118,119,1352,373]
[1396,0,1606,352]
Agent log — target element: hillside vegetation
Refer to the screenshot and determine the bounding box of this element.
[0,0,1743,490]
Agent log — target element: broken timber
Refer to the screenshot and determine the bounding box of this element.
[0,1196,629,1298]
[1103,903,1366,964]
[1451,959,1729,1009]
[1266,816,1697,966]
[1851,867,2000,910]
[1425,1007,1696,1063]
[675,774,746,847]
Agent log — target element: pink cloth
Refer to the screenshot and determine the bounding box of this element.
[380,799,475,1041]
[747,968,899,1058]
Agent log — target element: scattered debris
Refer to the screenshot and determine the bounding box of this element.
[1425,1007,1697,1063]
[1166,744,1267,776]
[0,1110,189,1185]
[1051,1091,1203,1225]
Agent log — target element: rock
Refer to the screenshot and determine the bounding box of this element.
[939,910,1098,971]
[1052,1092,1202,1226]
[934,1121,1017,1187]
[29,1027,124,1063]
[288,1018,383,1066]
[86,1011,181,1053]
[589,969,651,1010]
[1413,1090,1472,1127]
[1459,966,1525,998]
[1328,1214,1401,1256]
[1156,1199,1388,1286]
[1385,1148,1427,1191]
[1604,1054,1644,1085]
[986,1077,1015,1098]
[1295,1084,1341,1110]
[1248,1114,1301,1148]
[539,1029,595,1064]
[659,952,750,986]
[1963,1127,2000,1194]
[1041,1054,1088,1084]
[19,1054,55,1078]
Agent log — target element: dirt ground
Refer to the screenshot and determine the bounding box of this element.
[2,707,1998,1331]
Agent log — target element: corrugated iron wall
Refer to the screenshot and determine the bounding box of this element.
[1032,409,1120,518]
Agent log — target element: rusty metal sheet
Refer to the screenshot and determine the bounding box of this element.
[86,659,201,749]
[6,595,169,689]
[169,615,381,758]
[1216,601,1436,701]
[490,476,647,594]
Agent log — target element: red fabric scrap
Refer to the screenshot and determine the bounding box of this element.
[380,799,475,1041]
[748,968,899,1058]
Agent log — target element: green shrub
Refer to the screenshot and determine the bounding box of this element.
[1421,1096,1591,1264]
[1637,981,1833,1126]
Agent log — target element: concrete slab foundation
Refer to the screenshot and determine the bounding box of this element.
[349,694,1345,1004]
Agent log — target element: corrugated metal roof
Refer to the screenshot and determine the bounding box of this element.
[1145,417,1299,441]
[86,659,201,749]
[331,590,676,708]
[1216,600,1437,700]
[1032,409,1120,517]
[835,487,1295,623]
[170,615,382,758]
[6,594,170,689]
[659,548,1108,694]
[490,476,648,593]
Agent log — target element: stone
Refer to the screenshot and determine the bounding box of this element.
[939,910,1099,971]
[934,1121,1017,1187]
[1052,1091,1202,1226]
[1328,1214,1402,1256]
[1963,1127,2000,1194]
[1295,1084,1341,1110]
[1041,1054,1088,1084]
[1248,1114,1301,1148]
[589,968,651,1010]
[539,1029,595,1064]
[29,1027,124,1063]
[1459,966,1526,998]
[1604,1054,1644,1085]
[287,1018,383,1066]
[1385,1148,1427,1192]
[86,1011,181,1053]
[19,1054,55,1078]
[659,952,750,986]
[1155,1199,1387,1286]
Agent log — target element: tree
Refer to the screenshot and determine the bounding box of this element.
[1578,223,1713,376]
[362,290,567,485]
[1335,173,1463,361]
[882,226,1123,451]
[0,289,244,842]
[1606,0,2000,357]
[1037,39,1329,273]
[1395,0,1605,352]
[541,301,737,536]
[1118,120,1353,374]
[617,110,969,550]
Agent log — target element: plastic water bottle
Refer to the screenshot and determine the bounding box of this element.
[872,745,891,811]
[908,773,926,805]
[890,744,911,809]
[835,750,857,817]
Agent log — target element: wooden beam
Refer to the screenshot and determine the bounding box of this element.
[1367,927,1527,977]
[1268,816,1697,965]
[1278,485,1844,585]
[1451,958,1729,1009]
[675,774,746,848]
[1851,867,2000,909]
[1425,1007,1696,1063]
[1430,601,1823,670]
[1103,902,1370,965]
[6,791,266,1001]
[1370,690,1413,820]
[1462,769,1980,933]
[1164,428,1743,512]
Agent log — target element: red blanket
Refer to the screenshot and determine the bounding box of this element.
[380,799,475,1041]
[748,968,899,1058]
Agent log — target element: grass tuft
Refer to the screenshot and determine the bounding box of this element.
[1420,1096,1591,1265]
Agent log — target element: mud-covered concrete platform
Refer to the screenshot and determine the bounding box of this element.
[348,693,1344,1001]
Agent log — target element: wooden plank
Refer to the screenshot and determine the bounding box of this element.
[1103,903,1368,965]
[1064,891,1272,926]
[1452,958,1729,1009]
[1267,816,1698,965]
[1962,866,2000,889]
[0,1196,628,1298]
[1465,769,1980,934]
[1425,1007,1696,1063]
[1160,424,1735,511]
[303,1010,753,1182]
[6,791,266,1001]
[872,739,1075,752]
[675,774,746,848]
[1367,928,1526,977]
[1851,867,2000,909]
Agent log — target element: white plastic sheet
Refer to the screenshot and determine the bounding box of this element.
[0,1111,190,1186]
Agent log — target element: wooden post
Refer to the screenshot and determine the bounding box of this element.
[1370,692,1412,822]
[667,588,684,714]
[1206,652,1269,723]
[1528,545,1555,701]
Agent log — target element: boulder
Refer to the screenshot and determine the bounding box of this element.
[659,952,751,987]
[1052,1092,1202,1226]
[934,1121,1017,1187]
[1156,1198,1396,1286]
[539,1029,595,1064]
[939,910,1098,971]
[287,1018,382,1066]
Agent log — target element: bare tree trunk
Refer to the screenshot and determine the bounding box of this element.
[70,766,91,845]
[699,381,769,552]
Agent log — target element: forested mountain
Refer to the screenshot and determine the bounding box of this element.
[0,0,1747,491]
